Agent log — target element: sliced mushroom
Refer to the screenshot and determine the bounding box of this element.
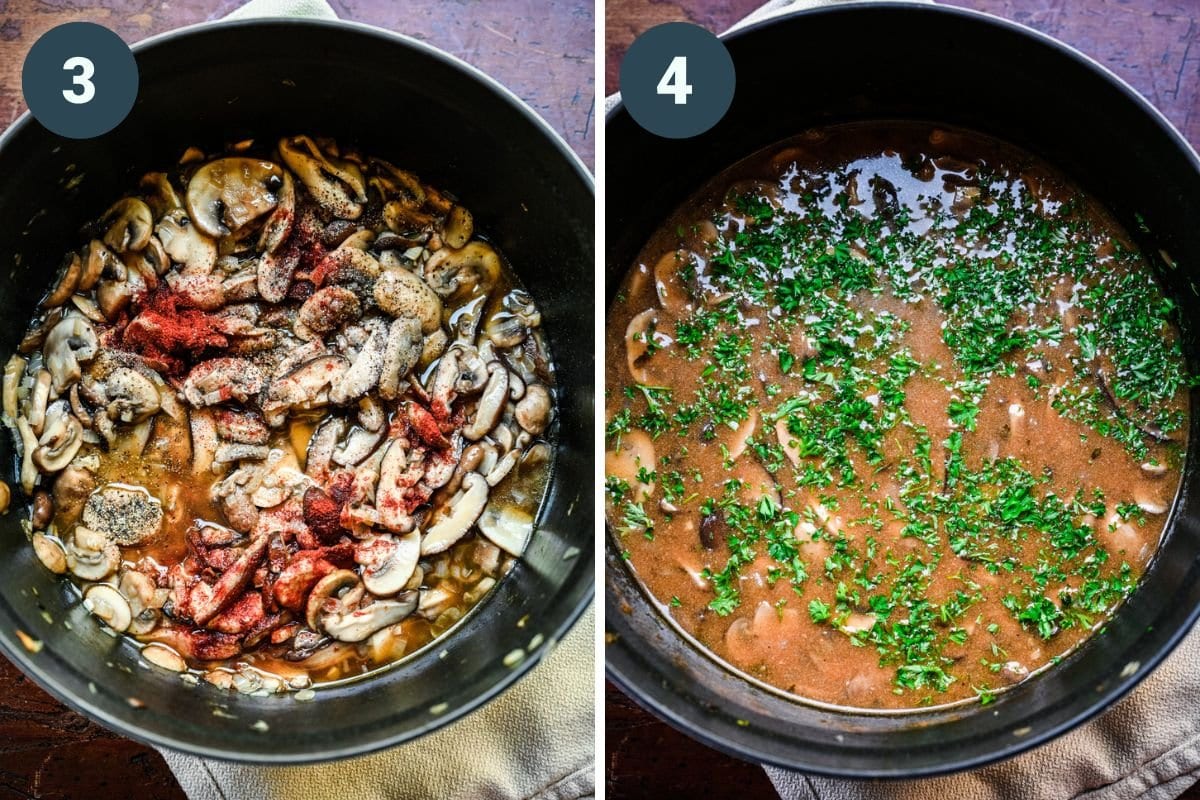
[330,319,388,405]
[605,429,656,504]
[359,531,420,596]
[53,464,96,525]
[258,171,295,254]
[442,205,474,249]
[374,268,442,334]
[119,570,162,635]
[278,136,366,220]
[44,315,98,392]
[298,286,362,337]
[156,208,217,275]
[80,240,116,292]
[261,355,349,426]
[3,354,26,420]
[625,308,660,384]
[185,157,287,238]
[102,367,161,423]
[27,369,52,434]
[41,252,82,309]
[65,526,120,581]
[16,418,38,494]
[84,584,132,633]
[31,533,67,574]
[379,316,423,400]
[139,171,183,216]
[515,384,551,435]
[477,504,533,556]
[463,363,509,440]
[420,472,489,555]
[33,401,83,473]
[101,198,153,253]
[422,241,501,300]
[306,569,416,642]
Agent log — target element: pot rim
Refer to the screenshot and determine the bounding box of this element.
[604,0,1200,779]
[0,15,594,764]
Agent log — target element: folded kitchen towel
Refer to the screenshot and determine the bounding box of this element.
[696,1,1200,798]
[158,2,595,799]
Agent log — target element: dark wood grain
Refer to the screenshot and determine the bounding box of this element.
[604,1,1200,798]
[0,2,591,798]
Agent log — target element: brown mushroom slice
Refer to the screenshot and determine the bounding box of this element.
[379,316,423,401]
[27,369,52,434]
[420,472,489,556]
[81,484,163,546]
[776,417,803,467]
[297,286,362,337]
[477,504,533,557]
[442,206,474,249]
[374,268,442,334]
[102,367,161,423]
[83,584,132,633]
[653,249,698,312]
[722,410,757,462]
[140,171,183,216]
[53,464,96,526]
[101,198,153,253]
[422,241,501,300]
[41,252,82,309]
[32,533,67,574]
[15,418,39,494]
[185,157,287,238]
[33,401,83,473]
[515,384,551,435]
[257,171,295,254]
[80,240,117,292]
[156,208,217,275]
[278,136,367,220]
[359,531,420,596]
[65,525,120,581]
[330,319,389,405]
[604,429,656,503]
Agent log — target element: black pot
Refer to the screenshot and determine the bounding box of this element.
[606,1,1200,778]
[0,19,594,762]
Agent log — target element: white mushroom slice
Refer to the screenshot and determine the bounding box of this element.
[374,268,442,334]
[420,472,489,556]
[463,363,509,440]
[16,418,39,494]
[297,286,362,339]
[3,354,26,421]
[442,206,474,249]
[156,208,217,275]
[257,171,295,254]
[31,533,66,574]
[306,569,416,642]
[330,319,389,405]
[102,367,160,423]
[422,241,502,300]
[185,157,287,237]
[484,451,519,487]
[101,198,153,253]
[332,427,383,467]
[120,570,161,635]
[359,531,420,596]
[376,439,417,534]
[182,358,266,408]
[214,443,271,465]
[379,316,423,400]
[142,643,187,672]
[604,429,656,504]
[84,584,132,633]
[625,308,661,384]
[33,401,83,473]
[190,408,218,475]
[278,136,367,219]
[477,504,533,556]
[82,484,163,546]
[305,416,348,481]
[65,526,120,581]
[515,384,551,435]
[27,369,52,434]
[44,315,98,392]
[262,355,349,427]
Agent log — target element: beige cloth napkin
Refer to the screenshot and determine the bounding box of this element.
[692,1,1200,798]
[157,2,595,798]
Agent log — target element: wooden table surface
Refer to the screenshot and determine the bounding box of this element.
[0,2,591,798]
[604,0,1200,798]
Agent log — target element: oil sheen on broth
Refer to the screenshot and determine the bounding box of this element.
[6,136,555,694]
[605,124,1192,710]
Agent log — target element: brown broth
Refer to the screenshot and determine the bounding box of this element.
[605,123,1191,710]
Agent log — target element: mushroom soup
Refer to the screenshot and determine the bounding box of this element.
[6,136,555,692]
[605,124,1193,709]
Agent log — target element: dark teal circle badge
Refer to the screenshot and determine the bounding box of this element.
[22,22,139,139]
[619,22,736,139]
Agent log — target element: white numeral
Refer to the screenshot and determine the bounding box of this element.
[656,56,693,105]
[62,56,96,105]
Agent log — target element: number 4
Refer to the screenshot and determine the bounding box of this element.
[62,56,96,105]
[657,56,693,105]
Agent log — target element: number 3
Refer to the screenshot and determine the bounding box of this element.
[62,56,95,105]
[657,56,693,105]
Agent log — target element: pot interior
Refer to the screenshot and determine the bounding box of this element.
[605,2,1200,777]
[0,19,594,762]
